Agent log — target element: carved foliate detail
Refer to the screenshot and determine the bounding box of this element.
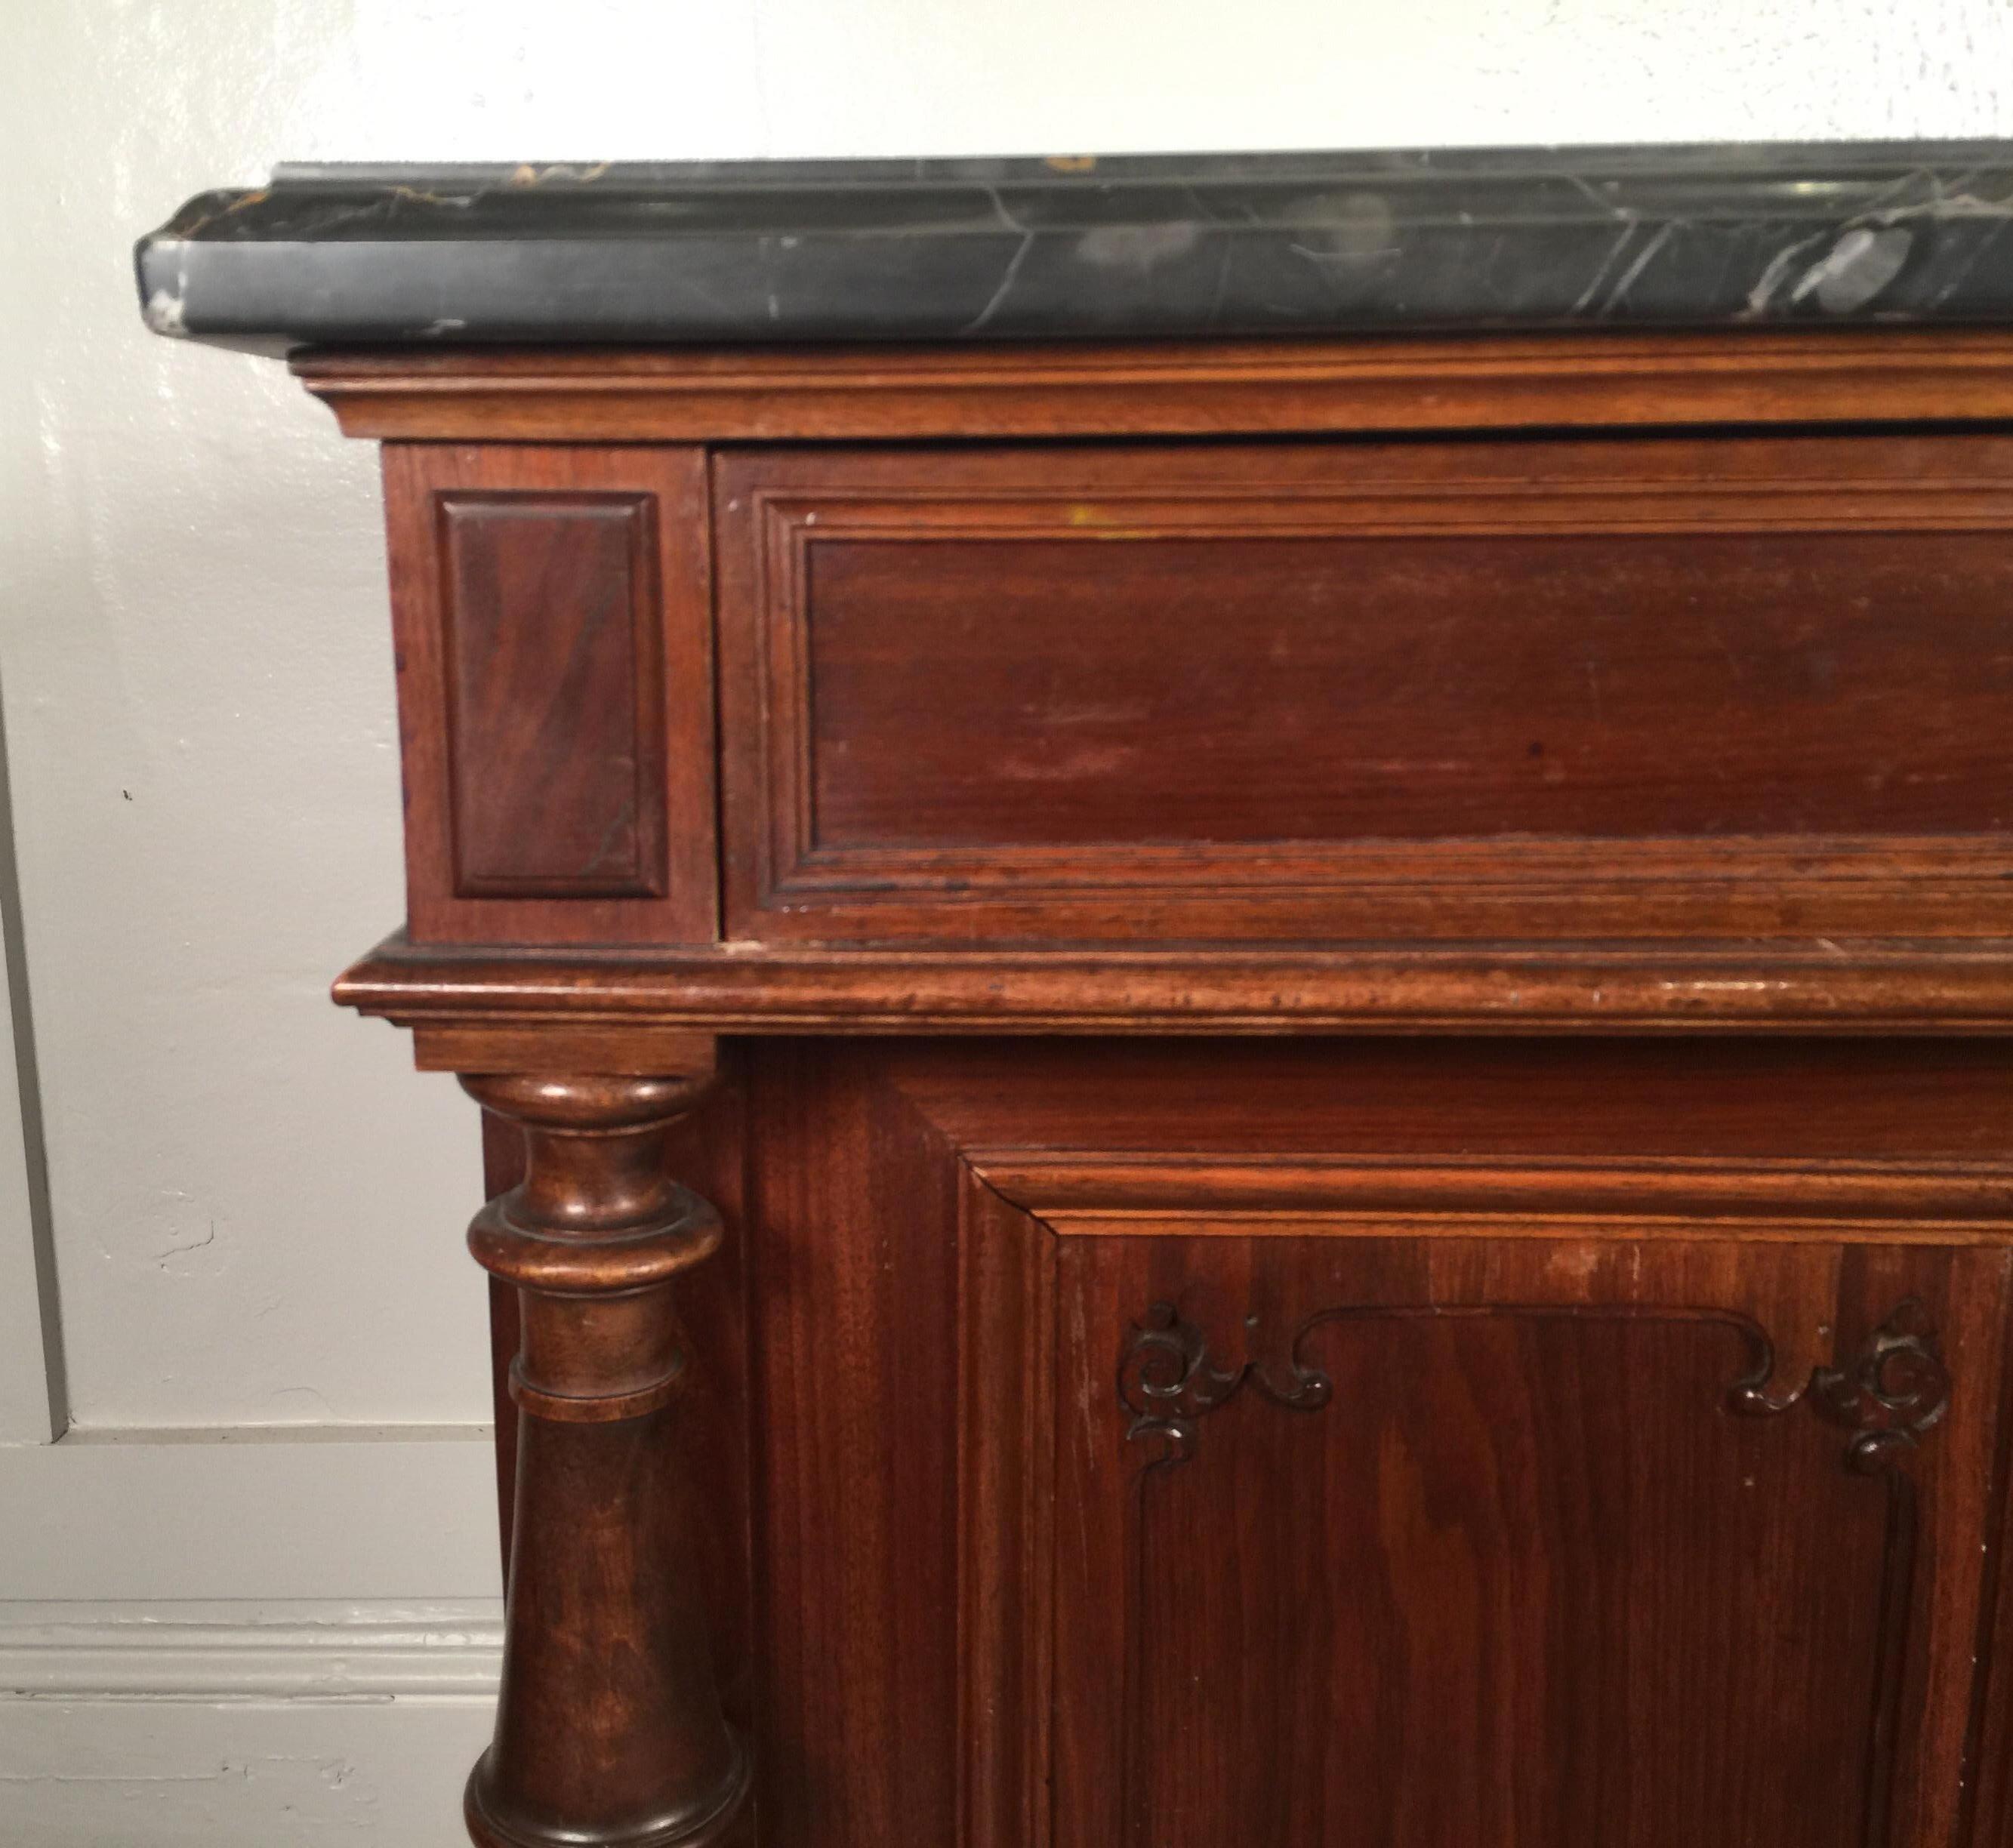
[1120,1296,1950,1476]
[1806,1298,1952,1475]
[1118,1301,1330,1461]
[1116,1290,1947,1848]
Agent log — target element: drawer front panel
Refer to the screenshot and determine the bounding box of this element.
[716,436,2013,941]
[805,529,2011,846]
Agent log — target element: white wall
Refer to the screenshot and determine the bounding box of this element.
[3,1,2009,1840]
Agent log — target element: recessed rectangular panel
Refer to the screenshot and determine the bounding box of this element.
[1038,1230,2005,1848]
[715,437,2013,941]
[806,529,2013,845]
[440,493,664,898]
[383,445,717,947]
[717,1040,2013,1847]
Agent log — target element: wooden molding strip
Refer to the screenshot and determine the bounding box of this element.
[962,1150,2013,1229]
[294,329,2013,441]
[335,935,2013,1040]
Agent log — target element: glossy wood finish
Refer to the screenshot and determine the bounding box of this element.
[440,491,667,899]
[381,445,717,946]
[338,935,2013,1046]
[717,436,2013,942]
[295,328,2013,442]
[478,1106,526,1576]
[1073,1251,1977,1848]
[723,1039,2013,1847]
[461,1072,748,1848]
[800,532,2005,838]
[299,329,2013,1846]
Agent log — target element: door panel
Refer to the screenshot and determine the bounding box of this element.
[1043,1232,2001,1848]
[728,1041,2013,1848]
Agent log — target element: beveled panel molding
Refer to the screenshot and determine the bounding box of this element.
[717,437,2013,944]
[439,490,667,901]
[382,445,719,948]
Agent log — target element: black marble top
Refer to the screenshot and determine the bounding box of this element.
[135,143,2013,351]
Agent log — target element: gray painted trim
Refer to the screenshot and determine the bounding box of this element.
[0,1600,501,1702]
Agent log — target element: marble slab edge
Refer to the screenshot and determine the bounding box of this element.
[135,142,2013,351]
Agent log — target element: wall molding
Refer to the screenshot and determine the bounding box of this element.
[0,1599,501,1703]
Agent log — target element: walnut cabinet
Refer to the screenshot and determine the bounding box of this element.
[293,331,2013,1848]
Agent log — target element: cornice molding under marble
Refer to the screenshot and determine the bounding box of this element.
[134,143,2013,352]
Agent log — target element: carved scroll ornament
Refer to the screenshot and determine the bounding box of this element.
[1119,1295,1950,1474]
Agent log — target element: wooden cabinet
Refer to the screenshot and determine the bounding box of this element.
[134,137,2013,1847]
[701,1039,2013,1848]
[294,331,2013,1847]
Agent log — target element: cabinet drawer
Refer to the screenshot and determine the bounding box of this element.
[716,436,2013,942]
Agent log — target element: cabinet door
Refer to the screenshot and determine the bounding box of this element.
[1015,1231,2004,1848]
[735,1040,2013,1848]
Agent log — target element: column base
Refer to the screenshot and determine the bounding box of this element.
[464,1733,752,1848]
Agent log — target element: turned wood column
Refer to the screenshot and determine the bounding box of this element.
[459,1073,750,1848]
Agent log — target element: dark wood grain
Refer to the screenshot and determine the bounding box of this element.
[461,1070,749,1848]
[479,1107,526,1581]
[381,445,717,947]
[802,531,2011,840]
[716,436,2013,942]
[288,327,2013,1848]
[706,1039,2013,1848]
[1053,1239,1996,1848]
[478,1070,753,1678]
[336,934,2013,1043]
[294,328,2013,442]
[870,1036,2013,1164]
[441,491,665,898]
[737,1043,965,1844]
